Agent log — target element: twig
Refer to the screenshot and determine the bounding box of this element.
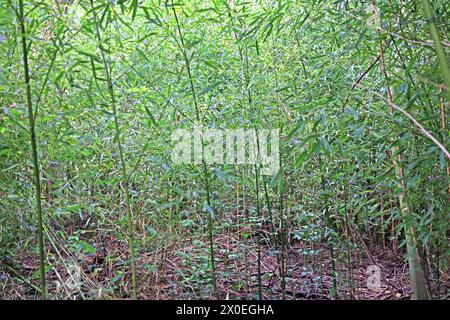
[371,91,450,159]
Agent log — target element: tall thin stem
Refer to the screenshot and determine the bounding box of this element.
[90,0,136,299]
[374,0,430,298]
[421,0,450,102]
[17,0,46,299]
[171,1,218,298]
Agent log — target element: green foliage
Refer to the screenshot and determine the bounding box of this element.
[0,0,448,300]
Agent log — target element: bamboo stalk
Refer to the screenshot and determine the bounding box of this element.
[421,0,450,102]
[18,0,46,299]
[374,4,430,298]
[171,1,218,298]
[89,0,137,299]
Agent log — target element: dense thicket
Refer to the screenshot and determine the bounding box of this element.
[0,0,448,300]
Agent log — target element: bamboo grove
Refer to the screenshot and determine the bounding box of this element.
[0,0,449,300]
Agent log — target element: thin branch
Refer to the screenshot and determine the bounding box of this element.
[371,90,450,159]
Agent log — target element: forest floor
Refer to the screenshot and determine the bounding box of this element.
[137,234,448,300]
[2,224,448,300]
